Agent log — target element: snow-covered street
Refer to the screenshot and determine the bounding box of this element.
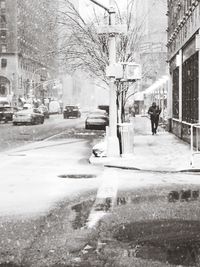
[0,116,200,266]
[0,137,103,217]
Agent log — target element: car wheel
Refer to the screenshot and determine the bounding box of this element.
[32,118,37,125]
[13,122,17,126]
[41,117,44,124]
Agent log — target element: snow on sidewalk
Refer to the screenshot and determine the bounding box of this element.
[92,116,198,172]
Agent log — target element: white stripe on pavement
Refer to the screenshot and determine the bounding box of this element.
[87,168,119,228]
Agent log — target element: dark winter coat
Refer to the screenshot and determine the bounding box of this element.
[148,105,161,121]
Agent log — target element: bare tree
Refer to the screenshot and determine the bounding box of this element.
[57,0,149,121]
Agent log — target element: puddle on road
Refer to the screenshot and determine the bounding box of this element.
[108,187,200,266]
[58,174,97,179]
[114,220,200,266]
[168,190,200,202]
[94,197,112,212]
[71,199,95,229]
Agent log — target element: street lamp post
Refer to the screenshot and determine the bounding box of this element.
[107,1,120,157]
[29,67,46,103]
[89,0,120,157]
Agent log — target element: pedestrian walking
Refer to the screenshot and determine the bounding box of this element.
[148,102,161,135]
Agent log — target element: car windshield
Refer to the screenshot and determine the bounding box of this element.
[4,107,11,111]
[88,115,107,119]
[66,106,78,109]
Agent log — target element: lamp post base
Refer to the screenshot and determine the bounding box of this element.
[107,135,120,157]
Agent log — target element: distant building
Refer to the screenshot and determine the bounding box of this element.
[58,0,82,107]
[0,0,58,105]
[167,0,200,142]
[133,0,168,90]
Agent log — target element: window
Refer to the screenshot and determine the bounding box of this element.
[0,14,6,24]
[0,84,6,95]
[0,29,6,38]
[172,67,179,119]
[1,58,7,68]
[182,52,199,123]
[0,1,5,9]
[1,44,6,52]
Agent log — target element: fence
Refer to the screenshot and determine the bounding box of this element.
[190,123,200,167]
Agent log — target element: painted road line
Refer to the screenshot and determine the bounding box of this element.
[87,168,119,228]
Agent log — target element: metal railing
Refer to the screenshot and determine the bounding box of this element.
[172,119,200,167]
[190,123,200,167]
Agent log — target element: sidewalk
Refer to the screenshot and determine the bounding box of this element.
[90,116,200,172]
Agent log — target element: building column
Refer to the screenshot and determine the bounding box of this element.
[178,49,182,122]
[167,72,172,119]
[198,37,200,123]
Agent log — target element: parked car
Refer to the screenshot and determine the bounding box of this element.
[23,103,33,110]
[85,112,109,130]
[63,105,81,119]
[38,105,50,119]
[0,97,10,107]
[92,140,107,157]
[0,105,14,123]
[13,108,44,125]
[90,109,108,116]
[98,105,109,115]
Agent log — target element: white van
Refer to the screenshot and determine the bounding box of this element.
[49,100,61,114]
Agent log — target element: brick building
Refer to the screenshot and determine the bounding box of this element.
[167,0,200,142]
[0,0,58,105]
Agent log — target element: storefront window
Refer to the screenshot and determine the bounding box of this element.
[182,51,199,123]
[172,67,179,119]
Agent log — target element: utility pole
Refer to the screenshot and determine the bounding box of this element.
[89,0,120,157]
[107,0,120,157]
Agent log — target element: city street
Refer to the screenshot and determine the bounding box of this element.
[0,0,200,266]
[0,116,200,266]
[0,114,87,152]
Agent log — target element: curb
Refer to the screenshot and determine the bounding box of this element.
[105,164,140,171]
[92,158,200,174]
[89,155,200,174]
[179,169,200,173]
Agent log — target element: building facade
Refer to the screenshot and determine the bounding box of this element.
[167,0,200,142]
[0,0,58,106]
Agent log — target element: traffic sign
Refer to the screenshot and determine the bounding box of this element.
[106,63,123,78]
